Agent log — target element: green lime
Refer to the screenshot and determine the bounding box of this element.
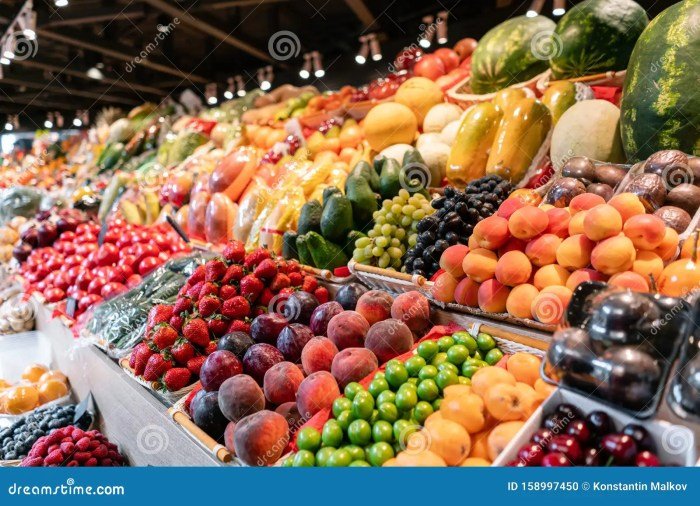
[395,385,418,411]
[458,376,472,385]
[373,372,385,380]
[418,365,438,380]
[431,352,448,367]
[344,382,364,400]
[347,419,372,446]
[345,445,365,462]
[417,378,439,401]
[372,420,394,443]
[376,390,396,405]
[447,344,469,366]
[386,359,401,368]
[369,409,379,425]
[411,401,434,424]
[472,349,484,360]
[485,348,504,366]
[327,448,353,467]
[352,391,375,420]
[437,336,455,352]
[436,369,459,390]
[316,447,335,467]
[367,442,394,467]
[293,450,315,467]
[476,332,496,352]
[405,355,427,377]
[437,362,459,375]
[349,460,371,467]
[368,377,390,398]
[377,402,399,423]
[406,377,418,386]
[432,398,443,410]
[296,427,322,452]
[385,362,409,389]
[417,341,439,361]
[336,409,354,431]
[332,397,352,418]
[461,364,480,379]
[282,455,294,467]
[392,419,410,441]
[322,420,343,447]
[458,334,478,354]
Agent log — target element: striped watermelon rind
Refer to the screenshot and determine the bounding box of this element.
[620,0,700,162]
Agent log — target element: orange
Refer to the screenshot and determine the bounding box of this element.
[38,379,69,404]
[5,385,39,414]
[22,364,49,383]
[471,367,516,398]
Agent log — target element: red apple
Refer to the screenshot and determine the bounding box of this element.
[413,54,446,80]
[433,48,460,72]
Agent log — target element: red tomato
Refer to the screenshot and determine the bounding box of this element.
[44,287,65,303]
[120,254,138,270]
[35,281,46,292]
[96,243,120,266]
[61,231,76,242]
[86,251,99,269]
[87,277,107,296]
[75,271,94,291]
[433,48,460,72]
[66,286,86,300]
[138,256,160,276]
[78,294,103,312]
[101,282,127,300]
[64,254,84,267]
[118,264,134,279]
[75,223,92,235]
[413,54,446,80]
[126,274,143,288]
[53,273,70,292]
[76,233,97,244]
[76,243,97,257]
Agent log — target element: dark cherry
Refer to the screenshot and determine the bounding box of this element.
[547,435,583,464]
[622,424,656,452]
[566,419,591,444]
[532,428,553,446]
[601,434,638,464]
[635,450,661,467]
[518,443,545,466]
[583,447,601,466]
[507,459,526,467]
[542,452,571,467]
[585,410,614,437]
[555,403,584,420]
[543,413,571,433]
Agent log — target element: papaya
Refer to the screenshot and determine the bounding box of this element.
[297,200,323,235]
[320,194,353,243]
[492,87,531,117]
[379,158,402,200]
[345,175,377,229]
[282,231,299,260]
[541,81,578,125]
[305,231,349,270]
[446,102,503,188]
[295,233,315,267]
[486,98,551,184]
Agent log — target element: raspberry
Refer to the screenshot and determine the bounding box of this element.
[93,444,108,459]
[44,449,65,466]
[73,451,91,462]
[21,456,43,467]
[89,440,100,450]
[100,458,113,467]
[66,460,79,467]
[71,428,85,440]
[76,437,91,452]
[30,441,48,457]
[48,444,59,454]
[60,442,75,455]
[85,457,98,467]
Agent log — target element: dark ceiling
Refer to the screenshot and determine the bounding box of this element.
[0,0,680,131]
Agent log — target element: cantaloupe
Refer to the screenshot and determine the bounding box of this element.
[364,103,418,152]
[423,102,463,133]
[394,77,444,124]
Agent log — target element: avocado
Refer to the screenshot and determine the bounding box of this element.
[322,186,343,207]
[297,199,323,235]
[320,194,354,243]
[401,148,432,193]
[379,157,402,200]
[345,174,378,229]
[282,231,299,260]
[348,161,380,193]
[305,231,349,270]
[295,233,315,267]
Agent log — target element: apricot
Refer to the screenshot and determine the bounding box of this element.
[681,235,700,259]
[441,393,486,433]
[462,248,498,283]
[37,379,68,404]
[530,286,572,324]
[469,428,492,459]
[454,277,480,307]
[477,279,511,313]
[556,234,595,270]
[567,210,587,235]
[425,418,471,466]
[430,272,459,303]
[497,198,526,219]
[472,215,511,249]
[468,234,480,250]
[487,421,525,462]
[484,383,528,421]
[295,371,340,419]
[609,271,649,292]
[388,450,446,467]
[495,251,532,287]
[331,347,379,388]
[506,352,541,386]
[566,268,607,291]
[498,238,527,257]
[234,410,289,466]
[356,290,394,325]
[505,284,540,319]
[525,234,562,267]
[591,235,636,275]
[461,457,492,466]
[471,367,516,398]
[301,337,338,375]
[569,193,606,214]
[533,264,570,290]
[545,208,571,238]
[623,214,666,250]
[22,364,49,383]
[653,227,680,262]
[583,204,623,241]
[439,245,469,278]
[508,206,549,240]
[534,378,556,398]
[608,193,645,223]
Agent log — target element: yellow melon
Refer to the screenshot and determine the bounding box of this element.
[394,77,445,124]
[363,102,418,152]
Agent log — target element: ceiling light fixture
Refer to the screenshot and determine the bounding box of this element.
[258,67,271,91]
[72,117,82,127]
[437,11,448,44]
[0,57,9,66]
[54,0,68,7]
[526,0,545,17]
[206,83,218,104]
[224,77,234,100]
[552,0,566,16]
[312,52,324,78]
[355,36,369,64]
[369,34,382,61]
[419,15,435,49]
[86,66,104,80]
[235,75,246,97]
[299,53,312,79]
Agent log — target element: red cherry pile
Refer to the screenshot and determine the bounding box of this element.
[20,426,125,467]
[21,218,189,317]
[130,241,327,391]
[512,403,662,467]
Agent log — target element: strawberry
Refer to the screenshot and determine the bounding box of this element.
[204,341,217,355]
[151,324,178,349]
[205,259,227,282]
[276,259,289,274]
[186,356,206,376]
[178,284,190,297]
[278,287,295,298]
[199,281,219,299]
[254,258,278,280]
[301,275,318,293]
[222,264,245,285]
[221,295,251,319]
[171,340,196,364]
[207,315,229,337]
[146,304,174,334]
[253,306,266,317]
[143,353,174,381]
[314,286,330,304]
[222,240,246,263]
[269,272,290,291]
[182,317,210,347]
[240,274,264,301]
[188,265,206,285]
[198,295,222,318]
[183,383,202,412]
[258,288,274,307]
[287,260,302,273]
[219,284,238,300]
[173,297,193,315]
[227,319,250,334]
[244,248,271,270]
[162,368,191,392]
[169,314,184,333]
[132,342,154,376]
[187,281,204,300]
[288,271,303,287]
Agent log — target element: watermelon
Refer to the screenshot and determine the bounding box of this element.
[620,1,700,161]
[550,0,648,79]
[470,15,555,95]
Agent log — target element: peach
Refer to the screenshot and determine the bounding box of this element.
[487,421,525,461]
[525,234,562,266]
[439,244,469,277]
[545,208,571,238]
[263,362,304,405]
[508,206,549,240]
[477,279,511,313]
[441,393,486,433]
[330,347,379,388]
[567,210,587,235]
[356,290,394,325]
[391,291,431,333]
[566,268,607,291]
[218,374,265,422]
[495,251,532,287]
[506,284,540,319]
[609,271,649,292]
[301,337,338,375]
[454,277,480,307]
[234,410,289,466]
[472,215,511,249]
[556,234,594,270]
[224,421,236,454]
[430,272,459,303]
[569,193,606,214]
[632,251,664,281]
[608,192,645,223]
[462,248,498,283]
[497,198,526,219]
[295,371,340,419]
[591,235,636,275]
[530,286,572,324]
[533,264,570,290]
[498,238,528,257]
[275,402,304,431]
[471,367,516,398]
[327,311,370,350]
[583,204,622,241]
[653,227,680,261]
[623,214,666,250]
[364,319,414,363]
[506,352,542,386]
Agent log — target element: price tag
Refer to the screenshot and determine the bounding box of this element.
[166,214,190,243]
[73,392,93,424]
[65,297,78,318]
[97,219,108,247]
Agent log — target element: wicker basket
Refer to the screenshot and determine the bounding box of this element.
[300,264,356,284]
[119,355,196,406]
[348,260,427,295]
[446,72,545,109]
[535,69,626,95]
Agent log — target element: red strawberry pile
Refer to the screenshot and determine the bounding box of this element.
[129,241,327,391]
[20,426,125,467]
[20,218,189,318]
